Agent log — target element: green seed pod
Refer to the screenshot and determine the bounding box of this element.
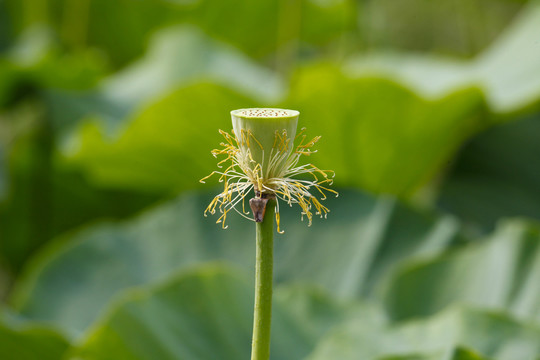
[231,108,299,180]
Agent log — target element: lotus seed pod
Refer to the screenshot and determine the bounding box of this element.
[231,108,299,179]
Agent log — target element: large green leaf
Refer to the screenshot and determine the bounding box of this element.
[285,63,486,195]
[307,306,540,360]
[346,1,540,115]
[382,219,540,324]
[62,82,259,192]
[102,26,283,104]
[73,264,369,360]
[0,318,69,360]
[438,113,540,231]
[11,189,462,336]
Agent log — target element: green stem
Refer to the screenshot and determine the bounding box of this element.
[250,199,275,360]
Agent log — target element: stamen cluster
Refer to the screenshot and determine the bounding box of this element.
[201,128,337,233]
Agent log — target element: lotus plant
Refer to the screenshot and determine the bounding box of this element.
[201,108,337,360]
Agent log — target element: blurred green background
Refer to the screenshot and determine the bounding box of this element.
[1,0,540,359]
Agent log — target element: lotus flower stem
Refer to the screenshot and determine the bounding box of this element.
[250,198,275,360]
